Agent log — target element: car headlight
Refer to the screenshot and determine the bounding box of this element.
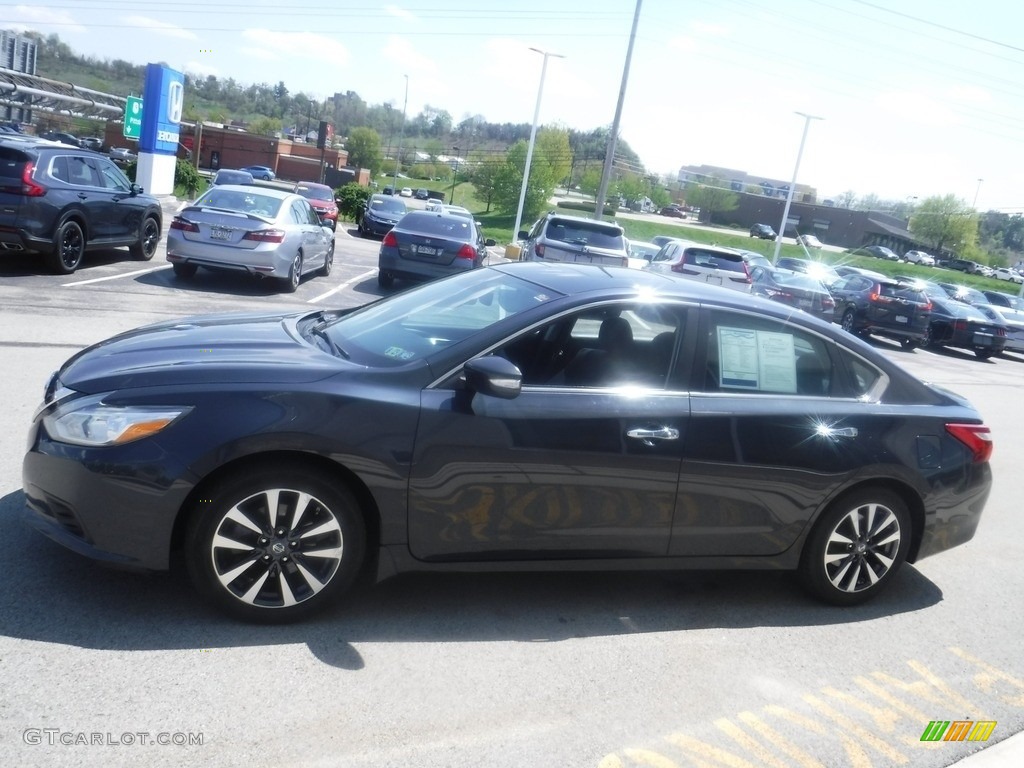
[43,398,192,447]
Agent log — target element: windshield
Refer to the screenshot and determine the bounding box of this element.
[297,185,333,202]
[322,269,560,366]
[369,196,406,213]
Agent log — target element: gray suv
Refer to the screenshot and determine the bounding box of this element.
[518,213,628,268]
[0,135,162,273]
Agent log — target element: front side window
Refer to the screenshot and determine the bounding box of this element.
[95,159,132,192]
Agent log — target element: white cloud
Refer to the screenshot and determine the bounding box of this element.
[123,15,198,41]
[183,60,220,78]
[8,5,86,34]
[385,5,416,22]
[242,29,350,69]
[381,35,436,74]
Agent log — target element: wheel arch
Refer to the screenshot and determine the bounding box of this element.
[804,478,926,564]
[170,450,382,575]
[57,209,91,242]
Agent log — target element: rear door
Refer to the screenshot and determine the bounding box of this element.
[0,146,29,234]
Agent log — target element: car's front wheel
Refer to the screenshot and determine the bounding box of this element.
[184,466,367,622]
[48,219,85,274]
[320,242,334,277]
[377,270,394,288]
[130,216,161,260]
[900,338,919,351]
[840,309,859,336]
[975,349,995,360]
[799,488,912,606]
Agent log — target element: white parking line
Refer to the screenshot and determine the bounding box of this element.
[307,268,377,303]
[63,264,172,286]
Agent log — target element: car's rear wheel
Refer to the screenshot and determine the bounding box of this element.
[377,270,394,288]
[184,466,366,623]
[282,253,302,293]
[920,324,934,348]
[900,338,919,351]
[130,216,161,260]
[48,219,85,274]
[840,310,859,336]
[975,349,995,360]
[172,262,197,279]
[320,242,334,277]
[799,488,911,606]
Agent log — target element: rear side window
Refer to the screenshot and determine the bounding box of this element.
[544,219,625,250]
[683,248,747,274]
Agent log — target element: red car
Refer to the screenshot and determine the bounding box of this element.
[296,182,339,230]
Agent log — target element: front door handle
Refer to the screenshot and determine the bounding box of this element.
[626,426,680,446]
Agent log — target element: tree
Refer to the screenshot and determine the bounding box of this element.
[471,158,504,213]
[345,127,383,175]
[248,116,281,136]
[684,176,739,223]
[909,194,978,256]
[490,128,572,220]
[836,190,857,209]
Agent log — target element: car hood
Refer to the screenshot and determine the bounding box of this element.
[56,311,341,394]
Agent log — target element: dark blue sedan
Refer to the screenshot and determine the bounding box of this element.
[23,264,993,621]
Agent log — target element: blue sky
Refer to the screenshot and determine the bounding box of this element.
[9,1,1024,211]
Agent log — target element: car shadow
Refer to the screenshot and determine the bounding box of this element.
[0,247,136,277]
[133,265,286,297]
[0,489,942,669]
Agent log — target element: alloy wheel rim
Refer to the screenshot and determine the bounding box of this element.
[62,227,83,267]
[291,256,301,288]
[822,501,901,593]
[209,488,344,608]
[142,220,159,255]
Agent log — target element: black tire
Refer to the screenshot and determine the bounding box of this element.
[377,270,394,288]
[172,262,198,279]
[184,465,366,623]
[920,324,934,349]
[48,219,85,274]
[799,488,911,606]
[975,349,994,360]
[130,216,161,260]
[282,252,302,293]
[840,310,858,336]
[899,338,919,351]
[320,241,334,277]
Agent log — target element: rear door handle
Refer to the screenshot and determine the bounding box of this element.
[626,426,680,446]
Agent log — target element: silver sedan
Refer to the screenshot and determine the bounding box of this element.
[166,185,335,292]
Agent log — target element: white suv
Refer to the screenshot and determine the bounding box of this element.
[644,241,752,293]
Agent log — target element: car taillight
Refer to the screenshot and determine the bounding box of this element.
[169,217,200,233]
[765,288,794,300]
[954,319,968,332]
[242,228,286,243]
[534,243,545,257]
[946,423,993,463]
[21,162,46,197]
[456,244,477,260]
[382,231,398,247]
[923,302,932,311]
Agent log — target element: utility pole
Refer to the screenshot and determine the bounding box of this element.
[594,0,643,220]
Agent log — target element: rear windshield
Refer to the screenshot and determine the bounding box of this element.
[879,283,928,302]
[545,219,625,250]
[773,271,822,290]
[0,148,29,191]
[399,212,474,238]
[297,185,333,202]
[683,248,746,273]
[193,188,285,216]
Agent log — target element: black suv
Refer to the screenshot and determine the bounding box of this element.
[830,274,932,349]
[0,135,162,274]
[749,223,776,240]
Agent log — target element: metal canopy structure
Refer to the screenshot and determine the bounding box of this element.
[0,65,126,121]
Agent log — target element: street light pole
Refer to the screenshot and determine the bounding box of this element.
[973,178,984,209]
[773,111,823,263]
[448,146,459,204]
[512,47,564,245]
[391,74,409,195]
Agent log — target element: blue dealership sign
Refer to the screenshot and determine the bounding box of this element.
[139,64,184,155]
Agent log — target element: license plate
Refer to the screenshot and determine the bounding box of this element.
[973,333,994,346]
[798,298,812,308]
[413,245,437,256]
[895,315,909,323]
[210,229,231,241]
[707,275,722,285]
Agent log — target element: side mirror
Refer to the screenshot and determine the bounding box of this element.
[516,230,528,240]
[464,356,522,400]
[485,238,496,247]
[130,183,144,195]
